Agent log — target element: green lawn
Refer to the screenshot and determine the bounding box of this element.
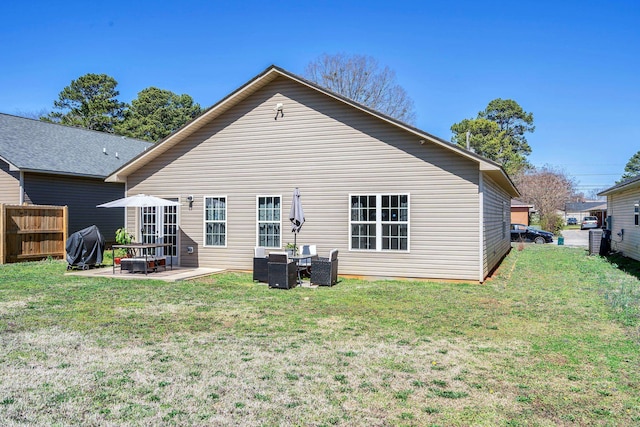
[563,224,582,230]
[1,245,639,426]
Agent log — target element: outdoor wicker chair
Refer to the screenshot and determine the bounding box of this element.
[268,252,298,289]
[297,244,318,276]
[253,247,268,282]
[311,249,338,286]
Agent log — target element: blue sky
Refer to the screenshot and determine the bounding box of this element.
[1,0,638,195]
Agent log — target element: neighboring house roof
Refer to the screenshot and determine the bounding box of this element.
[598,174,640,196]
[511,199,533,208]
[565,201,608,212]
[104,65,519,197]
[0,113,152,179]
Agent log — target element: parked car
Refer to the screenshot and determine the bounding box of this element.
[567,217,578,225]
[580,216,598,230]
[510,223,554,244]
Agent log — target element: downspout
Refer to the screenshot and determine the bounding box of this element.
[19,171,24,204]
[124,181,128,230]
[478,172,484,283]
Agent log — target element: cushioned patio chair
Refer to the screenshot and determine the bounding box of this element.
[311,249,339,286]
[268,252,298,289]
[297,244,318,277]
[253,247,269,283]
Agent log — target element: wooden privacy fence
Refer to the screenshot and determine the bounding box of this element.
[0,204,68,264]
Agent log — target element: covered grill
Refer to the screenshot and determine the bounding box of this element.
[66,225,105,270]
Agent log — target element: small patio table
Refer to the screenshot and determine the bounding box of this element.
[112,243,174,275]
[290,255,312,284]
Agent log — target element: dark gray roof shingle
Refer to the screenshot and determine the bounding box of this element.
[0,113,152,178]
[565,201,607,212]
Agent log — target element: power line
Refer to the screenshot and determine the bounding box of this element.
[572,173,621,177]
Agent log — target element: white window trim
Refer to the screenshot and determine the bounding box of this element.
[256,194,282,249]
[634,202,639,227]
[203,195,228,248]
[348,193,410,252]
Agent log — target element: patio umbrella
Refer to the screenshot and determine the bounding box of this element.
[97,194,180,209]
[289,187,305,253]
[97,194,180,242]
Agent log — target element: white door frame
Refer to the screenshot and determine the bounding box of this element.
[140,199,179,265]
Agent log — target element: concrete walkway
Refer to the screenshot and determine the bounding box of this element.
[560,229,589,247]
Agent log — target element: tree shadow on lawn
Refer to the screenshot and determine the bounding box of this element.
[605,253,640,281]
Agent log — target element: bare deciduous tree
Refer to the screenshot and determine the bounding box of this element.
[514,166,577,233]
[304,53,416,124]
[13,109,51,120]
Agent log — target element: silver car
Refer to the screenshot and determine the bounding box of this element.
[581,216,598,230]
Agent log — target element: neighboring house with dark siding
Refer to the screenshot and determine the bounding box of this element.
[0,113,152,238]
[106,65,519,282]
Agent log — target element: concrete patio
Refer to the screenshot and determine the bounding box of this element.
[66,265,224,282]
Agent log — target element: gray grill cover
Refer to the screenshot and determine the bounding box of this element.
[66,225,105,266]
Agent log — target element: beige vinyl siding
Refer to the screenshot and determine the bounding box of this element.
[0,162,20,203]
[482,174,512,278]
[23,173,125,238]
[125,207,136,240]
[128,76,481,280]
[607,187,640,261]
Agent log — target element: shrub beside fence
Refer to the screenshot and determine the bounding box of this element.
[0,204,68,264]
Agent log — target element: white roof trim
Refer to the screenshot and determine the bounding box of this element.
[599,175,640,196]
[104,65,518,197]
[0,155,19,171]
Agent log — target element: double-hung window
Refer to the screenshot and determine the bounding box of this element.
[257,196,281,248]
[635,202,639,226]
[204,196,226,246]
[350,194,409,251]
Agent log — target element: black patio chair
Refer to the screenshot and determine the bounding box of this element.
[268,252,297,289]
[253,247,269,283]
[311,249,339,286]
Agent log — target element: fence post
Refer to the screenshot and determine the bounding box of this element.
[63,205,68,259]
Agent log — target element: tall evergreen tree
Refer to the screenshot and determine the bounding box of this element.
[42,73,126,132]
[115,87,203,142]
[619,150,640,182]
[451,98,534,176]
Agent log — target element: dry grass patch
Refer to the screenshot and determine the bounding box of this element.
[1,249,639,426]
[1,329,533,426]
